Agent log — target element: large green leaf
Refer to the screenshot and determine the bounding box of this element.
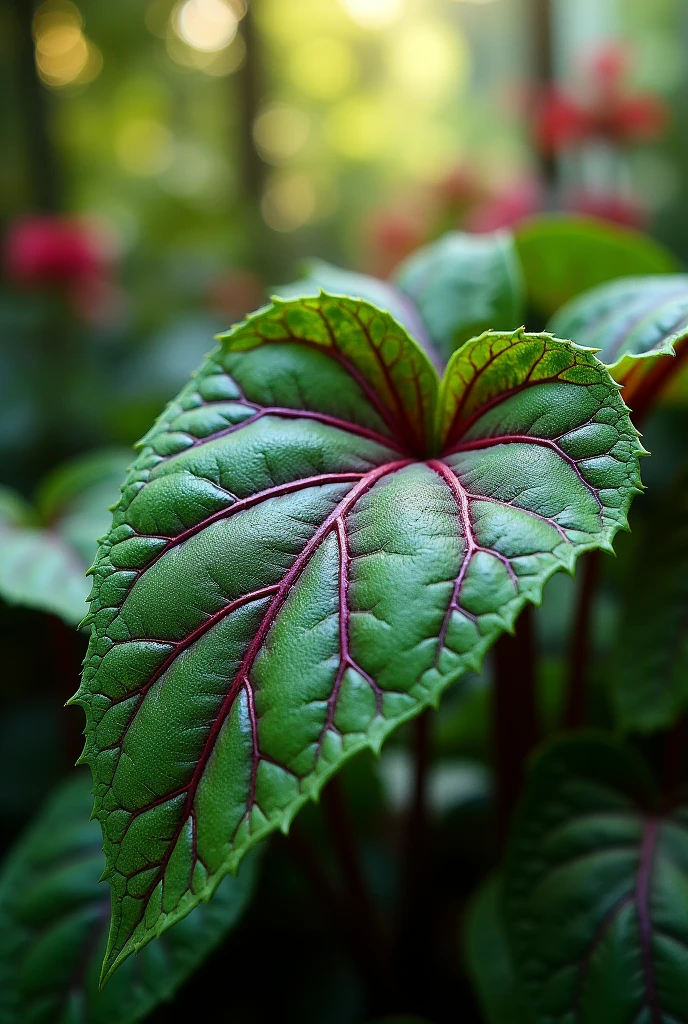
[549,275,688,389]
[613,475,688,733]
[393,230,525,363]
[72,295,642,980]
[515,215,679,319]
[504,734,688,1024]
[0,772,256,1024]
[0,450,131,625]
[463,876,532,1024]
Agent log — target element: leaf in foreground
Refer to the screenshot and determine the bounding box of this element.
[73,295,642,980]
[514,215,678,318]
[613,473,688,733]
[463,876,532,1024]
[549,274,688,388]
[393,230,525,363]
[505,734,688,1024]
[0,773,256,1024]
[0,449,131,625]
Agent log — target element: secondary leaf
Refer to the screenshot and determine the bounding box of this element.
[73,295,642,981]
[393,230,525,363]
[549,275,688,398]
[0,772,256,1024]
[0,449,131,625]
[515,215,679,319]
[504,734,688,1024]
[463,876,532,1024]
[613,474,688,733]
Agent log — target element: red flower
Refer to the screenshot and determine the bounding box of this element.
[533,43,669,154]
[4,215,112,290]
[534,90,589,154]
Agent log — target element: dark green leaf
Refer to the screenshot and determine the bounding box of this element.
[463,876,532,1024]
[0,772,256,1024]
[0,450,131,625]
[515,215,679,319]
[72,295,642,980]
[505,734,688,1024]
[550,274,688,389]
[393,230,525,363]
[613,474,688,733]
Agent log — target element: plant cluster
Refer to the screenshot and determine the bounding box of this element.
[2,214,688,1023]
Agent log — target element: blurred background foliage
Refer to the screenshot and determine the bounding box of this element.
[1,0,688,490]
[2,2,688,1019]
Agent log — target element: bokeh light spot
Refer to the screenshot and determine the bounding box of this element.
[338,0,404,29]
[174,0,238,52]
[253,105,311,163]
[387,23,469,103]
[115,119,175,177]
[289,38,357,101]
[261,172,317,232]
[33,0,101,88]
[326,95,388,161]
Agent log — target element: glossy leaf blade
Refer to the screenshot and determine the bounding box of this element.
[549,274,688,386]
[74,296,642,981]
[393,230,525,363]
[514,215,679,318]
[463,876,532,1024]
[613,474,688,733]
[504,735,688,1024]
[0,773,256,1024]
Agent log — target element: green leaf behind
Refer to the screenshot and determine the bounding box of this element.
[549,274,688,390]
[613,474,688,733]
[73,296,643,980]
[505,734,688,1024]
[0,773,256,1024]
[393,230,525,363]
[515,215,679,319]
[0,450,131,625]
[463,876,532,1024]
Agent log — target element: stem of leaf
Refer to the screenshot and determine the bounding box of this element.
[564,551,601,730]
[322,777,375,927]
[286,824,385,1002]
[397,710,432,1004]
[493,605,539,847]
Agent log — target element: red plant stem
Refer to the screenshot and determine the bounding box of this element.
[564,551,601,730]
[493,605,539,846]
[321,777,379,948]
[286,825,383,998]
[397,711,432,996]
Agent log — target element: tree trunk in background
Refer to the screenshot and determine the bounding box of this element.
[234,1,273,273]
[10,0,61,212]
[532,0,557,194]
